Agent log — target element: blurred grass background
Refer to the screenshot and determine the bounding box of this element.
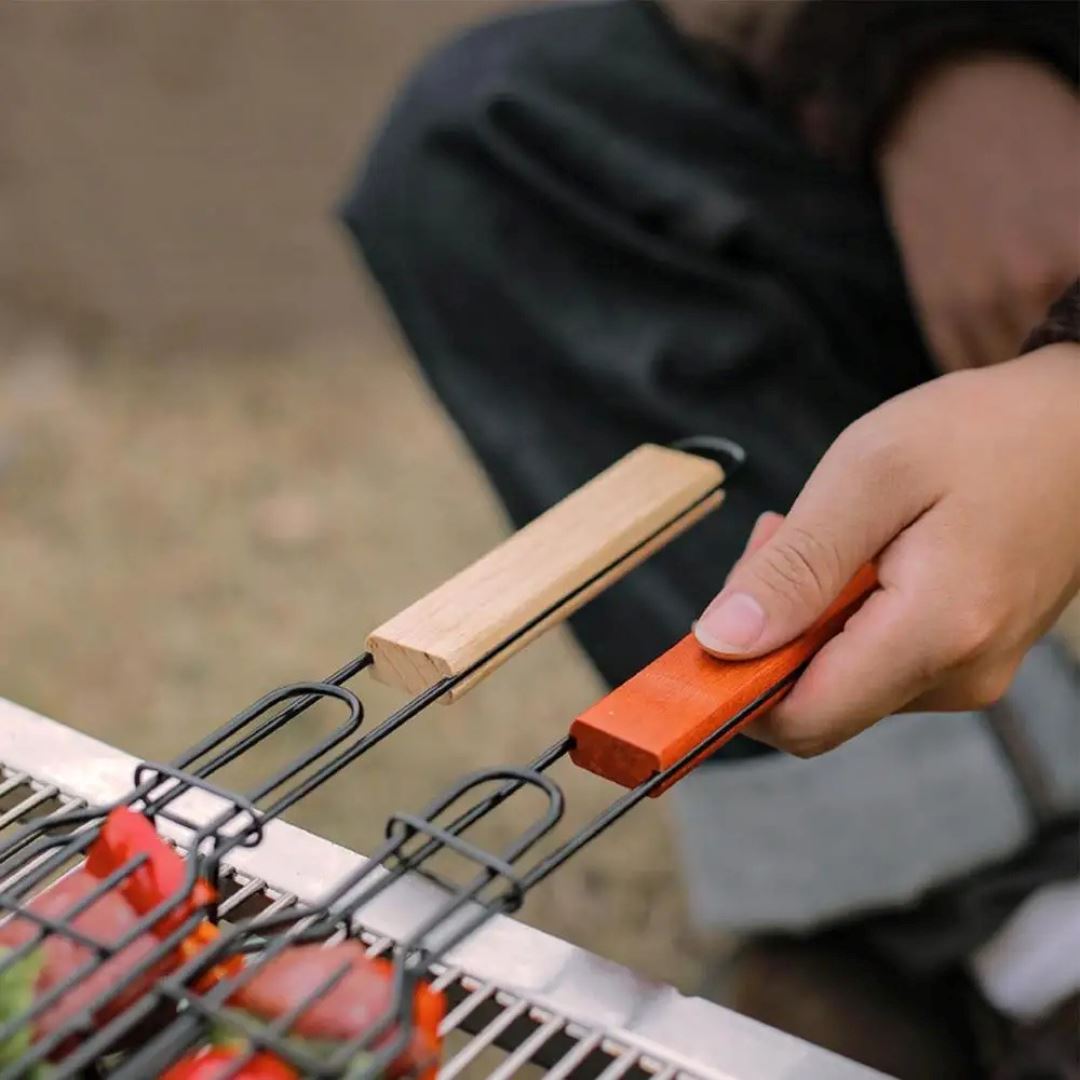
[4,1,1077,1007]
[0,2,708,991]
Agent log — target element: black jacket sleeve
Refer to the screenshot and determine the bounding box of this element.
[663,1,1080,171]
[1023,281,1080,354]
[766,1,1079,170]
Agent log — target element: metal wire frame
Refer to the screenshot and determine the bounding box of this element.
[0,437,752,1077]
[0,435,744,874]
[0,649,790,1078]
[0,673,375,1078]
[0,770,712,1080]
[0,437,742,859]
[109,661,804,1080]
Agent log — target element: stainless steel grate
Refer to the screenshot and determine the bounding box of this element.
[0,698,885,1080]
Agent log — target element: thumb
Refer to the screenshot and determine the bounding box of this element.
[695,429,930,657]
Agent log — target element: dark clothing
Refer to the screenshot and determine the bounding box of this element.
[343,0,935,748]
[1023,281,1080,353]
[664,0,1079,173]
[341,0,1080,1000]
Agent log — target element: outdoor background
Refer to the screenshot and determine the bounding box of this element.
[0,2,709,992]
[4,1,1078,1013]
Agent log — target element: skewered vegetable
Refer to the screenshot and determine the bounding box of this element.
[0,867,173,1057]
[220,941,444,1079]
[86,806,215,935]
[0,808,237,1063]
[161,1047,299,1080]
[0,810,441,1077]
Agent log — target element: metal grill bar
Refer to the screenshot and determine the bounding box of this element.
[482,1014,564,1080]
[0,787,58,830]
[543,1033,607,1080]
[439,996,530,1078]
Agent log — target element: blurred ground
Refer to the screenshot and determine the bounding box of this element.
[4,0,1078,1022]
[0,1,707,992]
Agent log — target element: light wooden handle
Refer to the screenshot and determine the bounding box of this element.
[366,444,726,701]
[569,564,878,794]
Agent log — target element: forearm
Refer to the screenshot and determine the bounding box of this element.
[878,50,1078,372]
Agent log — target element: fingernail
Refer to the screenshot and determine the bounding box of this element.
[695,591,766,654]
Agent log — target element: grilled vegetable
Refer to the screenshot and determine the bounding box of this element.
[0,867,172,1055]
[0,808,236,1063]
[0,947,45,1075]
[86,807,215,936]
[180,920,244,993]
[224,942,444,1079]
[83,807,240,991]
[160,1047,298,1080]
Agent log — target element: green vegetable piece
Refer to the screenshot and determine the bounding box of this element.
[208,1008,374,1075]
[0,945,51,1078]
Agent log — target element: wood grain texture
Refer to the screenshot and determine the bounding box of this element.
[367,445,726,700]
[569,565,879,795]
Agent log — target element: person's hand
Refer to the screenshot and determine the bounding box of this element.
[880,55,1079,373]
[693,344,1080,757]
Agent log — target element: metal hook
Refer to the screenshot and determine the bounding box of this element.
[671,434,747,481]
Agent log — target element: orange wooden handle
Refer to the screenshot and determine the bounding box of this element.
[569,564,878,795]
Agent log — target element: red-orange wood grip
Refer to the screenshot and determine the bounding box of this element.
[569,564,878,795]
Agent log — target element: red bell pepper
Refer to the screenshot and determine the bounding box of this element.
[86,807,216,936]
[86,807,239,989]
[179,921,245,993]
[160,1047,298,1080]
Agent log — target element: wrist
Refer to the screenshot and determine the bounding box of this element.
[1014,341,1080,384]
[1021,341,1080,369]
[1012,344,1080,454]
[880,52,1078,171]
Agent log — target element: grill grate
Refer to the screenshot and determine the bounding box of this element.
[0,608,794,1080]
[0,703,884,1080]
[0,763,699,1079]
